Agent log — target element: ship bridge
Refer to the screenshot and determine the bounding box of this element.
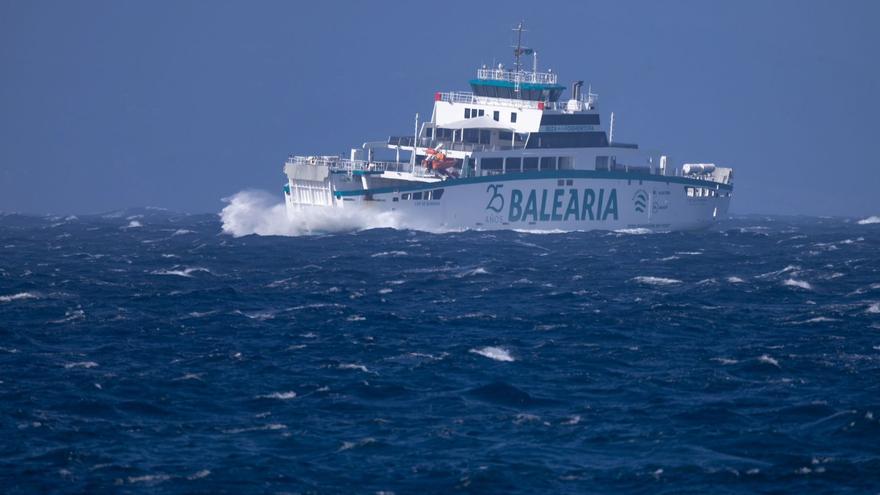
[471,66,565,101]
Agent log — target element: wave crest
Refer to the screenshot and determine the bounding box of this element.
[219,190,402,237]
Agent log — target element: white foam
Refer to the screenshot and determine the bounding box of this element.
[338,437,376,451]
[456,267,489,278]
[51,309,85,324]
[758,354,780,367]
[857,216,880,225]
[798,317,839,324]
[371,250,408,258]
[187,470,211,480]
[711,357,738,365]
[127,474,170,484]
[171,229,195,236]
[64,361,98,369]
[125,220,143,229]
[614,228,653,235]
[726,276,745,284]
[338,363,371,373]
[220,190,403,237]
[632,276,682,286]
[783,278,813,290]
[470,346,515,362]
[257,391,297,400]
[0,292,39,303]
[562,415,581,425]
[867,302,880,314]
[151,267,211,278]
[223,423,287,434]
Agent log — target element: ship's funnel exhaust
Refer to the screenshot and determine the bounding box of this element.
[572,80,584,100]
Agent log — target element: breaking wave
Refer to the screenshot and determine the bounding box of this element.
[857,216,880,225]
[220,190,402,237]
[470,346,515,362]
[632,276,683,286]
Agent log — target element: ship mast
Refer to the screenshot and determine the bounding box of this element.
[513,21,525,73]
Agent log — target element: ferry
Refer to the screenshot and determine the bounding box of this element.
[282,24,733,232]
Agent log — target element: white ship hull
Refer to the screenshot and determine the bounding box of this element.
[284,170,731,232]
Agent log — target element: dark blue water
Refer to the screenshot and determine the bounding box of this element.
[2,209,879,493]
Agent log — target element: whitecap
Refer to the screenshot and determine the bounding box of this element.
[711,357,738,365]
[378,288,393,295]
[456,267,489,278]
[0,292,39,303]
[187,470,211,480]
[346,315,366,321]
[632,276,682,286]
[795,316,839,324]
[470,346,515,362]
[339,438,376,451]
[171,229,195,236]
[857,216,880,225]
[783,278,813,290]
[151,267,212,278]
[257,391,297,400]
[371,250,408,258]
[867,302,880,314]
[726,276,745,284]
[223,423,287,434]
[127,474,170,484]
[338,363,371,373]
[51,309,85,324]
[562,415,581,425]
[124,220,143,229]
[64,361,98,369]
[614,228,653,235]
[758,354,780,367]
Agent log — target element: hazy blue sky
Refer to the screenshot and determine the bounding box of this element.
[1,0,878,217]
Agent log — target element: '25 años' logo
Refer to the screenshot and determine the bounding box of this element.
[485,184,504,213]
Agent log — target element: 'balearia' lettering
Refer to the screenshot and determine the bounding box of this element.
[508,188,618,222]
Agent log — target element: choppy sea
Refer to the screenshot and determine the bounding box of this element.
[2,194,880,493]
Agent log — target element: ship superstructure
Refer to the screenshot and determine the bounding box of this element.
[282,24,733,232]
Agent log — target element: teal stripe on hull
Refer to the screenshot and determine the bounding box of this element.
[334,170,733,197]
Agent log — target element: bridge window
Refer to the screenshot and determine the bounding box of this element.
[540,156,557,170]
[510,112,518,123]
[505,157,522,173]
[558,156,574,170]
[481,158,504,171]
[464,108,471,119]
[430,189,444,200]
[523,157,539,171]
[493,110,500,121]
[412,191,423,200]
[478,109,485,117]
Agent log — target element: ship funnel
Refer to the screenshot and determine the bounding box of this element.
[572,80,584,100]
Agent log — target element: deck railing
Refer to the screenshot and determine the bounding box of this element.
[436,91,597,111]
[476,68,558,85]
[286,155,432,176]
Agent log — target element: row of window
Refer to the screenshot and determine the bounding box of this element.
[685,187,722,198]
[398,189,445,201]
[464,108,517,123]
[480,156,575,173]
